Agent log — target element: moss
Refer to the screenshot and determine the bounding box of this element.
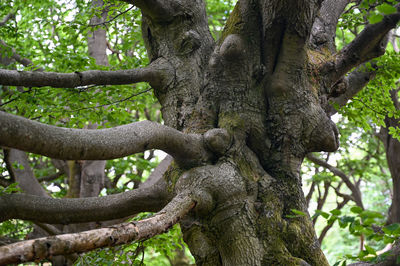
[218,111,246,132]
[164,161,184,192]
[236,157,260,182]
[219,4,243,45]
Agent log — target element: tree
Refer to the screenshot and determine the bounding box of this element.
[0,0,399,265]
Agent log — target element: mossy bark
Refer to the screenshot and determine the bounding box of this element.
[141,0,335,265]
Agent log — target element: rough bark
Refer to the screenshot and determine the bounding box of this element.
[0,177,170,223]
[0,0,397,264]
[0,193,195,265]
[0,58,173,88]
[4,149,49,197]
[379,89,400,225]
[0,113,212,165]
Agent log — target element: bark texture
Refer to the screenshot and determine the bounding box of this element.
[0,193,195,265]
[1,0,399,265]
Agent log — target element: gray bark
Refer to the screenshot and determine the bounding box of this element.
[0,0,398,265]
[4,149,49,197]
[0,192,195,265]
[0,113,212,165]
[0,58,173,88]
[0,177,169,223]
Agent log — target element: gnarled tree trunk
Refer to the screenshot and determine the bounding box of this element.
[139,0,337,264]
[0,0,398,265]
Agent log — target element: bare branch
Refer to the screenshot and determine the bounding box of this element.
[310,0,350,52]
[306,153,364,208]
[0,193,195,265]
[89,6,135,26]
[0,13,15,27]
[37,171,64,183]
[326,64,377,116]
[0,40,43,70]
[323,6,400,85]
[318,196,351,243]
[4,149,50,197]
[0,58,174,89]
[0,112,212,164]
[0,178,170,223]
[120,0,181,22]
[140,155,173,189]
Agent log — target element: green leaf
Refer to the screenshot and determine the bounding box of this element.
[360,210,384,219]
[377,3,397,15]
[368,14,384,24]
[290,209,307,216]
[330,209,342,216]
[315,210,330,219]
[364,245,376,255]
[383,223,400,234]
[350,206,363,214]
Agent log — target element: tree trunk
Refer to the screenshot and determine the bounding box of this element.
[139,0,335,264]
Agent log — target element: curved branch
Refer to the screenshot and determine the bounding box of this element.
[323,6,400,85]
[0,193,195,265]
[120,0,181,22]
[4,149,50,197]
[306,153,364,209]
[0,58,174,89]
[0,177,170,223]
[0,112,211,163]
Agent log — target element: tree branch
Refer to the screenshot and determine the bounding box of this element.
[306,153,364,208]
[0,112,212,164]
[37,171,64,183]
[326,64,377,116]
[310,0,350,52]
[0,40,43,70]
[4,149,50,197]
[0,13,15,27]
[0,192,195,265]
[0,177,170,223]
[0,57,174,89]
[323,6,400,85]
[120,0,181,22]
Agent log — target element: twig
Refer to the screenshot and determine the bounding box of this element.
[66,88,151,113]
[89,6,135,26]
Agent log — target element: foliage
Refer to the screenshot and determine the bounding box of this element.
[316,206,400,265]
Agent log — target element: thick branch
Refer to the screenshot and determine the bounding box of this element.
[306,154,364,208]
[0,193,195,265]
[0,111,211,163]
[326,64,377,116]
[324,7,400,85]
[0,178,169,223]
[4,149,50,197]
[0,58,173,88]
[120,0,180,21]
[310,0,350,52]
